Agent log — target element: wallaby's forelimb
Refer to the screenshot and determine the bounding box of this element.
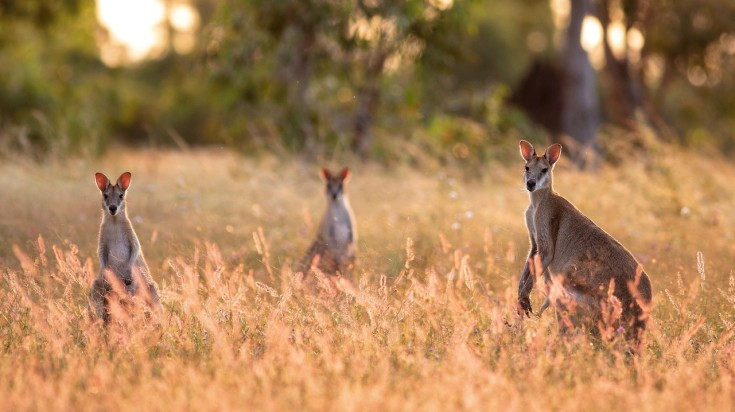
[536,297,551,317]
[518,254,536,316]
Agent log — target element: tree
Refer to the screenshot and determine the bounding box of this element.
[597,0,643,127]
[203,0,472,157]
[593,0,735,136]
[0,0,107,155]
[561,0,600,165]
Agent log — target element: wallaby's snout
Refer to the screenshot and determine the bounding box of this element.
[523,159,549,193]
[327,182,341,201]
[105,195,124,216]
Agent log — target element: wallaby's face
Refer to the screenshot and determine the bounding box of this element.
[519,140,562,192]
[95,172,132,216]
[320,167,351,202]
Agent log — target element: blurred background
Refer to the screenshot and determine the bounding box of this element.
[0,0,734,163]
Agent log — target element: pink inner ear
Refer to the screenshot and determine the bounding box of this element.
[95,173,109,191]
[320,168,332,180]
[117,172,132,190]
[519,140,535,161]
[546,144,562,164]
[339,167,350,181]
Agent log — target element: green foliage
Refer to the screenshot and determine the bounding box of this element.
[640,0,735,149]
[200,0,483,155]
[0,0,80,32]
[0,0,733,159]
[0,2,107,156]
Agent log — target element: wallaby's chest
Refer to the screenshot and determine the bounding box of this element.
[101,224,134,269]
[322,205,354,246]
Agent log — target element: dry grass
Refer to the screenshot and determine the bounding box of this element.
[1,143,734,411]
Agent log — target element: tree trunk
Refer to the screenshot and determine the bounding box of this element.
[352,52,386,158]
[288,24,316,149]
[598,0,643,127]
[509,59,564,135]
[562,0,601,166]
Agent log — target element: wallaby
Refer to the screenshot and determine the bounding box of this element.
[517,140,653,347]
[297,167,357,277]
[91,172,162,322]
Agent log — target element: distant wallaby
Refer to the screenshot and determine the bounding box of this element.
[297,167,357,277]
[517,140,652,347]
[91,172,162,322]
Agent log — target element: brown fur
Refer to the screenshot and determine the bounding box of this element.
[297,167,357,277]
[91,172,162,323]
[517,141,653,348]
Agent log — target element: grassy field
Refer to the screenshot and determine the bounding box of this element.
[1,142,734,410]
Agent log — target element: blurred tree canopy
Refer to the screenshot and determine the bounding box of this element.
[0,0,733,161]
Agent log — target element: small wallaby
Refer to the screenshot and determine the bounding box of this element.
[297,167,357,277]
[517,140,652,347]
[91,172,162,322]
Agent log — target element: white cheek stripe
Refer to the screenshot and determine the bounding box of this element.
[537,173,550,188]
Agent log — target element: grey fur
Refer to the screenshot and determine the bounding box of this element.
[297,167,357,277]
[91,172,162,322]
[517,141,653,348]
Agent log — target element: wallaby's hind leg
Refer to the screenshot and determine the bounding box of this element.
[335,253,356,278]
[625,272,653,352]
[131,267,163,312]
[536,297,551,317]
[552,287,602,335]
[90,277,111,323]
[146,282,163,311]
[625,308,646,352]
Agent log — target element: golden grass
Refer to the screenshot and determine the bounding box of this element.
[1,143,734,411]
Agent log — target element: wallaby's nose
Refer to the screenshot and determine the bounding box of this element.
[526,180,536,191]
[109,205,117,214]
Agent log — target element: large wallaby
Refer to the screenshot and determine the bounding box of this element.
[297,167,357,277]
[517,140,652,347]
[91,172,162,322]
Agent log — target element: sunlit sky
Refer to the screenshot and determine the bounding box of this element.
[96,0,199,66]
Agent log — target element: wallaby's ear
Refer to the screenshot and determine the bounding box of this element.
[95,173,109,191]
[117,172,132,191]
[339,167,351,182]
[320,168,332,180]
[519,140,535,162]
[545,144,562,165]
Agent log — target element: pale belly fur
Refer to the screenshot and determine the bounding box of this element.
[105,231,133,277]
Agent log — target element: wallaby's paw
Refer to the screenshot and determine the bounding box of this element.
[517,297,533,318]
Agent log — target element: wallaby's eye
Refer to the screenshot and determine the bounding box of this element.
[119,194,124,200]
[542,168,548,173]
[103,194,108,199]
[524,166,529,172]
